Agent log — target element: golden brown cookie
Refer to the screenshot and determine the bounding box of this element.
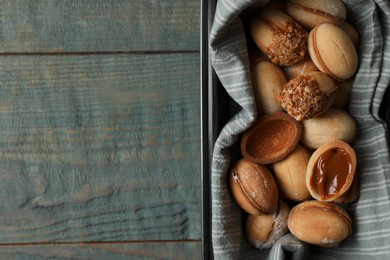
[300,108,356,149]
[241,112,302,164]
[250,9,308,66]
[308,22,358,80]
[288,200,352,247]
[278,72,338,121]
[306,140,357,202]
[251,59,286,115]
[286,0,346,29]
[229,158,279,215]
[246,201,290,249]
[271,144,311,201]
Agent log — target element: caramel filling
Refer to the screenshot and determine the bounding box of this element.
[310,148,352,199]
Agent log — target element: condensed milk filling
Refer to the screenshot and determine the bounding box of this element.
[310,147,353,200]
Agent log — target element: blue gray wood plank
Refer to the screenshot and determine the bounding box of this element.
[0,53,201,243]
[0,241,201,259]
[0,0,200,52]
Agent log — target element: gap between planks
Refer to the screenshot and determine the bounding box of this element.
[0,239,201,247]
[0,50,200,56]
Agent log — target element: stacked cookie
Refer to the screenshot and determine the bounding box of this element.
[229,0,360,250]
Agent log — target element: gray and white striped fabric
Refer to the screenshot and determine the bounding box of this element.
[209,0,390,259]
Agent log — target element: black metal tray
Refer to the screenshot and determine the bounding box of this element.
[201,0,223,258]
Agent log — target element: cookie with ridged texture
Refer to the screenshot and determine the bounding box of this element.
[278,71,338,121]
[229,158,279,215]
[288,200,352,247]
[286,0,346,29]
[308,22,358,80]
[250,9,308,66]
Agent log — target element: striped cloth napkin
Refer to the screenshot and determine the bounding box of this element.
[209,0,390,259]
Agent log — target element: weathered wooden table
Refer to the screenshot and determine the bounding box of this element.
[0,1,201,258]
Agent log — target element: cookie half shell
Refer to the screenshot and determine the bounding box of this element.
[306,140,357,202]
[241,112,302,164]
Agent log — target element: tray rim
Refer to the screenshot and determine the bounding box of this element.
[200,0,218,259]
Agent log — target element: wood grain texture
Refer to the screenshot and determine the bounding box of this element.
[0,241,201,259]
[0,53,201,243]
[0,0,200,53]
